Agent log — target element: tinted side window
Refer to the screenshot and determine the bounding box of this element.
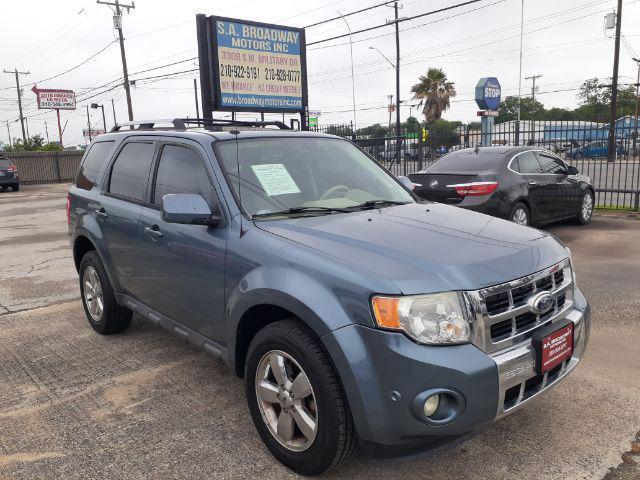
[0,159,13,168]
[515,151,543,174]
[537,154,567,174]
[153,145,212,205]
[75,141,115,190]
[109,142,155,202]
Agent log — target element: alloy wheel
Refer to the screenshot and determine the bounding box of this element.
[582,193,593,221]
[83,266,104,322]
[255,350,318,452]
[512,208,528,226]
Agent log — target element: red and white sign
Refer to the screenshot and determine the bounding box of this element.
[82,128,105,139]
[32,86,76,110]
[540,323,574,373]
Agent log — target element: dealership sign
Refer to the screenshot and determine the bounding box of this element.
[196,14,308,114]
[32,86,76,110]
[475,77,501,111]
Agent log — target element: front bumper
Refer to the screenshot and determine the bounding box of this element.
[322,287,590,459]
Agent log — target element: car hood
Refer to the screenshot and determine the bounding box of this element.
[255,203,568,294]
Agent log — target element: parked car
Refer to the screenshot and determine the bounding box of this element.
[0,156,20,191]
[409,146,594,227]
[566,140,626,159]
[68,120,590,475]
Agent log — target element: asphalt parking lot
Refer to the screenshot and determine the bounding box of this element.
[1,184,639,480]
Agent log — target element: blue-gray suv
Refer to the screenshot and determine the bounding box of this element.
[68,119,590,475]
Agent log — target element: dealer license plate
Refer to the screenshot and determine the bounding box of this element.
[540,323,574,373]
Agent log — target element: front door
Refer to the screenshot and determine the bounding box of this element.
[513,150,556,223]
[536,152,579,218]
[137,141,229,344]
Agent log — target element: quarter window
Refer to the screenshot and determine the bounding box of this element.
[109,142,155,201]
[537,154,567,174]
[513,151,543,174]
[153,145,212,205]
[75,141,115,190]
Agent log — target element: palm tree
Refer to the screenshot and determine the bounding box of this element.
[410,68,457,125]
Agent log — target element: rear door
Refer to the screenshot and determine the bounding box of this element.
[536,152,579,217]
[136,140,229,344]
[511,150,556,222]
[99,139,157,295]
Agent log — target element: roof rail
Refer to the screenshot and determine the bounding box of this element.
[110,118,291,132]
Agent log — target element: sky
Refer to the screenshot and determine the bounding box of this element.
[1,0,639,147]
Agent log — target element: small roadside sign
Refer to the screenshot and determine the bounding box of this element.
[308,117,318,128]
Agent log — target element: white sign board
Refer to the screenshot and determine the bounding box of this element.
[35,89,76,110]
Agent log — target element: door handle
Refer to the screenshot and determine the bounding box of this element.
[528,180,537,186]
[95,207,108,218]
[144,225,163,239]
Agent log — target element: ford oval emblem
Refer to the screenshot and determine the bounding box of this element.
[430,180,438,188]
[529,291,554,315]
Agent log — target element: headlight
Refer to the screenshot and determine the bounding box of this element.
[371,292,470,345]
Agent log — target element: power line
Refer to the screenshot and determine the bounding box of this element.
[307,0,489,46]
[304,0,395,29]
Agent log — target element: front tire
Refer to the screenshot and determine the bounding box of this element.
[79,251,132,334]
[509,202,530,226]
[245,320,356,475]
[576,190,594,225]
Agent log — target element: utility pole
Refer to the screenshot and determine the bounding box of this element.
[388,94,394,133]
[25,117,30,138]
[111,99,117,126]
[516,0,524,146]
[338,11,357,132]
[5,120,11,146]
[86,105,93,142]
[97,0,135,122]
[608,0,622,162]
[525,74,542,144]
[3,68,30,142]
[193,79,200,118]
[92,103,107,132]
[632,57,640,154]
[45,121,50,143]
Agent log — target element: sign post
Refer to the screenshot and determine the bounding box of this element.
[196,14,308,128]
[31,86,76,147]
[475,77,501,147]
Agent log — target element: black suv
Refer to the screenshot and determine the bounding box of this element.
[0,156,19,191]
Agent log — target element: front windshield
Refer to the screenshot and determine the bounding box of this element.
[216,137,413,218]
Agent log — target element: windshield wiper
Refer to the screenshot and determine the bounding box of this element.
[348,199,411,210]
[252,206,351,219]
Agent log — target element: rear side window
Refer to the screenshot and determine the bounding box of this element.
[426,149,504,173]
[109,142,155,202]
[513,151,543,174]
[537,153,567,174]
[152,145,212,205]
[0,159,13,167]
[75,141,114,190]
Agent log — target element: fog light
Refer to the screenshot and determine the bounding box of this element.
[423,394,440,417]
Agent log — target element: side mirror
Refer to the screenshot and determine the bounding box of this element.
[567,165,579,175]
[161,193,219,226]
[397,175,418,191]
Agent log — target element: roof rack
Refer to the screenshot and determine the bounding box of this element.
[110,118,291,132]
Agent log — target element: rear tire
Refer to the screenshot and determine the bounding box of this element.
[11,184,19,192]
[509,202,530,226]
[576,190,594,225]
[79,251,132,334]
[245,319,356,475]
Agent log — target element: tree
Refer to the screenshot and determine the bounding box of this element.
[402,116,421,133]
[356,123,388,138]
[410,68,457,125]
[496,96,545,123]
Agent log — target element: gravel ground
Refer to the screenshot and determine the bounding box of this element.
[0,184,638,479]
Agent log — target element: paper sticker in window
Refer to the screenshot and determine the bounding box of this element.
[251,163,301,196]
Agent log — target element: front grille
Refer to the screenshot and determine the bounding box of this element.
[467,259,574,353]
[503,359,569,411]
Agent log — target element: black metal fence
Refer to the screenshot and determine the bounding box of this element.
[5,150,84,184]
[314,120,640,211]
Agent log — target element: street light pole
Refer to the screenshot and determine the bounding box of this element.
[632,57,640,154]
[91,103,107,132]
[338,11,357,133]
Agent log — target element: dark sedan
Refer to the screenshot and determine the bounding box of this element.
[408,146,594,227]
